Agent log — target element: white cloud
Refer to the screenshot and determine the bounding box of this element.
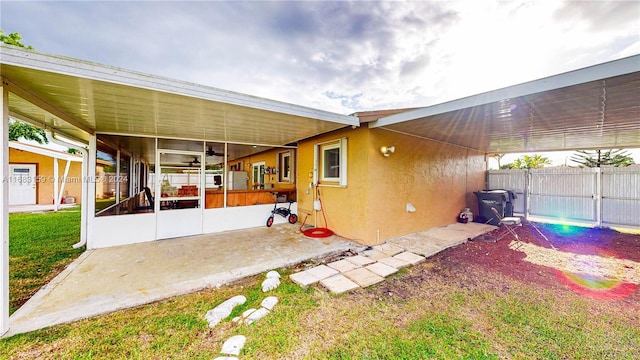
[1,0,638,114]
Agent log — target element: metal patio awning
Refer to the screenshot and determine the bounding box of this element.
[0,44,358,147]
[371,55,640,153]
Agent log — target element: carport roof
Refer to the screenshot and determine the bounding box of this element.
[371,55,640,153]
[0,44,358,146]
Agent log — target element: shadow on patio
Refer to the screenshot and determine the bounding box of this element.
[6,224,357,337]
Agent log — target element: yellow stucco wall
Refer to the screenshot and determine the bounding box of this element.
[297,126,371,241]
[9,147,83,204]
[297,125,486,245]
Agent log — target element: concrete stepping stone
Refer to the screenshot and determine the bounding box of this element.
[290,265,340,286]
[261,277,280,292]
[343,267,385,287]
[213,357,238,360]
[261,296,278,311]
[373,243,404,256]
[289,271,320,287]
[344,255,376,266]
[320,274,360,294]
[205,295,246,328]
[245,307,270,324]
[362,248,390,260]
[377,256,411,269]
[220,335,246,356]
[394,251,425,265]
[327,259,361,272]
[306,264,340,279]
[242,308,257,318]
[266,270,281,279]
[365,262,398,277]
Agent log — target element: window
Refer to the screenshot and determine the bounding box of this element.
[277,150,293,183]
[315,138,347,186]
[252,161,265,188]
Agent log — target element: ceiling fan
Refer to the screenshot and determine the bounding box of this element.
[187,157,201,167]
[206,146,225,157]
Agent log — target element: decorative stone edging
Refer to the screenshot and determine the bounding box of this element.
[210,271,281,359]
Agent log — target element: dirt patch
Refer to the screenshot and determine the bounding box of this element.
[438,222,640,304]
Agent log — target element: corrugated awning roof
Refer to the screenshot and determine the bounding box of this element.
[371,55,640,153]
[1,44,358,147]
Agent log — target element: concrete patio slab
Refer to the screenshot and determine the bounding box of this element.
[6,224,355,338]
[319,274,360,294]
[343,268,385,287]
[387,222,496,257]
[365,262,398,277]
[327,259,361,272]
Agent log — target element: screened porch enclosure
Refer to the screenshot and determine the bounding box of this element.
[90,134,298,248]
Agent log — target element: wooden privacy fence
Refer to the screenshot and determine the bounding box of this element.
[487,165,640,229]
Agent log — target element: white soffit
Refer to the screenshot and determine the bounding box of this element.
[371,55,640,153]
[0,44,357,146]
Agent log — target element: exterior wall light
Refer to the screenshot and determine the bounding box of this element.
[380,145,395,157]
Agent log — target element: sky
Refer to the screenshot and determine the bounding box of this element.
[2,1,639,162]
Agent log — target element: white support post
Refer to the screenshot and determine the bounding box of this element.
[86,135,97,249]
[1,82,10,336]
[58,159,71,208]
[53,158,59,211]
[115,150,120,206]
[595,167,602,227]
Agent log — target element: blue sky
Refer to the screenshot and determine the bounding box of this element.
[2,1,638,115]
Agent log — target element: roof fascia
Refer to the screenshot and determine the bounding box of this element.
[0,44,358,126]
[371,54,640,128]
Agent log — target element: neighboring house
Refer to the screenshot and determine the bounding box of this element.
[8,141,83,206]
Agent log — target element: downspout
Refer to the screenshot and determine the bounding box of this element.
[45,131,88,249]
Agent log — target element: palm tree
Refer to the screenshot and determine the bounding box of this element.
[507,154,551,169]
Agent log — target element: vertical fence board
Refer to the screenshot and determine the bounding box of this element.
[601,165,640,227]
[488,166,640,229]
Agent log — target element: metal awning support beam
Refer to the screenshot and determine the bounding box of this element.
[1,81,10,336]
[1,76,94,136]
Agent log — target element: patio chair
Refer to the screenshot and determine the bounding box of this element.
[490,207,522,243]
[135,187,154,211]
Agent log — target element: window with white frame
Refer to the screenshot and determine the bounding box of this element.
[277,151,292,183]
[315,138,347,186]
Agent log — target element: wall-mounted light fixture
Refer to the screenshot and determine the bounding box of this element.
[380,145,395,157]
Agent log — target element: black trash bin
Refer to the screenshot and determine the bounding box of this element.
[474,190,511,226]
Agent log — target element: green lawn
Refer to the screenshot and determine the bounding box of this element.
[2,213,638,358]
[8,208,84,314]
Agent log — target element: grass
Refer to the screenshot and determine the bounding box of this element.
[1,262,637,359]
[8,208,84,314]
[2,214,638,358]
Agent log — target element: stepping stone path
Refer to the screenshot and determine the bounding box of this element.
[290,245,426,294]
[210,224,495,357]
[212,272,281,359]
